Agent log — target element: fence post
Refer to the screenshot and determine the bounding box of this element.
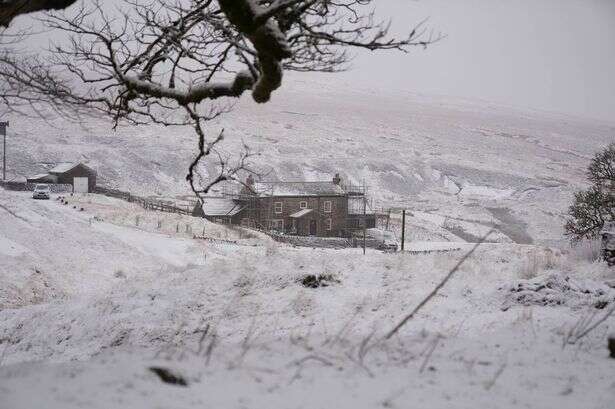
[401,209,406,252]
[362,196,366,255]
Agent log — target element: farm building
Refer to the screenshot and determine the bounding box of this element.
[197,174,376,238]
[27,162,97,192]
[192,197,246,225]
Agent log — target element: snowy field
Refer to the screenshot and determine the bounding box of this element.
[1,189,614,408]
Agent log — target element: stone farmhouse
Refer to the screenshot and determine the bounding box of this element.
[194,174,376,238]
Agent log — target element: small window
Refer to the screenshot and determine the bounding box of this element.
[324,201,332,213]
[300,201,308,209]
[274,202,283,214]
[325,218,332,231]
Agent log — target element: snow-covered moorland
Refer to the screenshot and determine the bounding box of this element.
[1,189,614,408]
[4,76,615,247]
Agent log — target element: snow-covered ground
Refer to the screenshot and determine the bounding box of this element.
[1,189,614,408]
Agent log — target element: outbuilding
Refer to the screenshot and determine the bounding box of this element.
[27,162,97,192]
[192,197,246,225]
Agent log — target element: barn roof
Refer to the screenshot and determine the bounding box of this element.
[201,197,245,216]
[48,162,94,174]
[48,162,79,174]
[253,181,345,197]
[29,173,50,179]
[26,173,58,182]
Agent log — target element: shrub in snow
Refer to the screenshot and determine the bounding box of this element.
[501,273,615,311]
[565,143,615,243]
[300,273,340,289]
[149,367,188,386]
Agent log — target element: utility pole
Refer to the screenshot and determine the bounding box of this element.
[0,121,8,181]
[401,209,406,252]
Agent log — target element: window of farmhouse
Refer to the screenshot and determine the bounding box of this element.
[300,201,308,209]
[326,218,332,230]
[324,201,332,213]
[274,202,283,214]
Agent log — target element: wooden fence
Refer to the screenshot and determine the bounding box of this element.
[0,180,73,193]
[94,186,196,216]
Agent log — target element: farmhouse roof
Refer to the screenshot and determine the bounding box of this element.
[253,181,345,197]
[201,197,245,216]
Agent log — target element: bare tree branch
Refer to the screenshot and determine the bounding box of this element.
[0,0,442,199]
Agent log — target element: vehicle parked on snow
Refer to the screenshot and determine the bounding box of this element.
[32,184,51,200]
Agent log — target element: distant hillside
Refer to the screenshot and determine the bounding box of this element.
[3,75,614,244]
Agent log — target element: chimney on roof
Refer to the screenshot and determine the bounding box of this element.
[246,174,255,186]
[332,173,341,185]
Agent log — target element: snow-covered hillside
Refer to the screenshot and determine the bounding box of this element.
[4,76,614,246]
[1,190,614,408]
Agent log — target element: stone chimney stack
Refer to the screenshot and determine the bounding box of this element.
[246,174,255,186]
[332,173,341,185]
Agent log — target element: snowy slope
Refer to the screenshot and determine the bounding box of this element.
[0,191,268,309]
[3,76,614,245]
[1,189,614,408]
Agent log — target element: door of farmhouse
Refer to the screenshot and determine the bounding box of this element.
[309,220,317,236]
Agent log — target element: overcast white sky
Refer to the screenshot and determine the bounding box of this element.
[335,0,615,122]
[11,0,615,122]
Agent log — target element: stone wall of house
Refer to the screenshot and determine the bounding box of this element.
[257,195,348,237]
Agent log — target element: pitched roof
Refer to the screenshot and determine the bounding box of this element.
[201,197,245,216]
[29,173,51,179]
[253,181,345,197]
[48,162,80,174]
[26,173,58,182]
